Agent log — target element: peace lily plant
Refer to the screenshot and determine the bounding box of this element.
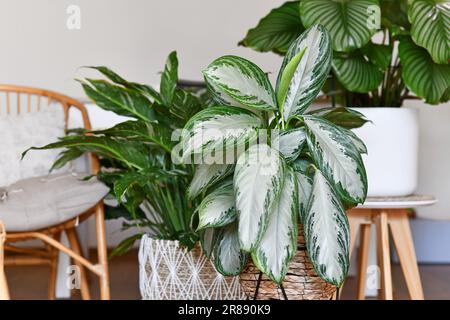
[240,0,450,107]
[179,25,368,286]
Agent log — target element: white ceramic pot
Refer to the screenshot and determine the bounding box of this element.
[352,107,419,197]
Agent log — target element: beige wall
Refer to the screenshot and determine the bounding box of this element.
[0,0,284,99]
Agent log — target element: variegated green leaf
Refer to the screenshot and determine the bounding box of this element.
[304,169,350,287]
[398,37,450,104]
[252,168,298,284]
[409,0,450,64]
[239,1,304,55]
[234,144,285,251]
[203,56,276,111]
[271,128,306,161]
[294,170,313,223]
[276,25,332,120]
[332,53,384,93]
[197,180,237,230]
[180,106,262,161]
[300,0,380,52]
[341,127,368,154]
[188,164,234,199]
[304,116,367,204]
[81,79,156,122]
[213,222,248,276]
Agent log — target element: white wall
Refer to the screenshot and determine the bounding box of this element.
[2,1,450,260]
[0,0,284,99]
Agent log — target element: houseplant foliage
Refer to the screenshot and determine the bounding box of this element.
[24,52,205,256]
[181,25,368,286]
[240,0,450,107]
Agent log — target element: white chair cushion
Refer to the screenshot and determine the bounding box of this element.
[0,105,67,187]
[0,172,109,232]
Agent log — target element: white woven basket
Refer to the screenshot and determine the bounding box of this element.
[139,234,245,300]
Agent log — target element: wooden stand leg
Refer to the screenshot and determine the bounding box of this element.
[95,204,110,300]
[357,224,371,300]
[48,232,61,300]
[389,210,424,300]
[375,210,393,300]
[67,228,91,300]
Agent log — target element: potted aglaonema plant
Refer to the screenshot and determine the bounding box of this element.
[179,25,368,300]
[239,0,450,197]
[26,52,245,300]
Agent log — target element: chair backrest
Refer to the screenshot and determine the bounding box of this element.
[0,85,99,175]
[0,85,91,130]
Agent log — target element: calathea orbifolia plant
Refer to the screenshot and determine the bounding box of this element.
[178,25,368,286]
[240,0,450,107]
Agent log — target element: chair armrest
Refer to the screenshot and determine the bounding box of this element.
[0,220,9,300]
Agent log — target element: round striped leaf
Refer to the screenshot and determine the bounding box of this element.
[188,164,234,199]
[408,0,450,64]
[399,37,450,104]
[304,169,350,287]
[213,222,248,276]
[332,53,384,93]
[180,106,262,161]
[239,1,304,55]
[304,115,367,205]
[234,144,285,251]
[271,128,306,162]
[300,0,380,52]
[276,24,332,120]
[197,180,237,230]
[252,168,298,284]
[203,56,276,111]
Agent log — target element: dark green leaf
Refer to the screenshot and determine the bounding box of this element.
[361,43,393,71]
[51,148,84,171]
[160,51,179,105]
[308,107,370,129]
[88,66,162,103]
[81,79,156,122]
[380,0,410,29]
[23,136,150,170]
[239,1,304,55]
[104,204,147,221]
[109,233,143,259]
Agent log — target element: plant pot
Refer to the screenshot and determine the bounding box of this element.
[352,107,419,197]
[138,235,245,300]
[239,226,336,300]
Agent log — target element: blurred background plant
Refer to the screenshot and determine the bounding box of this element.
[240,0,450,107]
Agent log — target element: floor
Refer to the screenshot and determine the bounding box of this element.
[4,250,450,300]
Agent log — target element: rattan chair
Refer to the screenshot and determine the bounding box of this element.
[0,220,8,300]
[0,85,110,300]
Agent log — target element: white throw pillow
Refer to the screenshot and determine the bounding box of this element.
[0,105,67,187]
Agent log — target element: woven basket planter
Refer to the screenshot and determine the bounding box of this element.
[139,234,245,300]
[239,226,337,300]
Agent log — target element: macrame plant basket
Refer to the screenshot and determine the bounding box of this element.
[139,234,245,300]
[239,226,337,300]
